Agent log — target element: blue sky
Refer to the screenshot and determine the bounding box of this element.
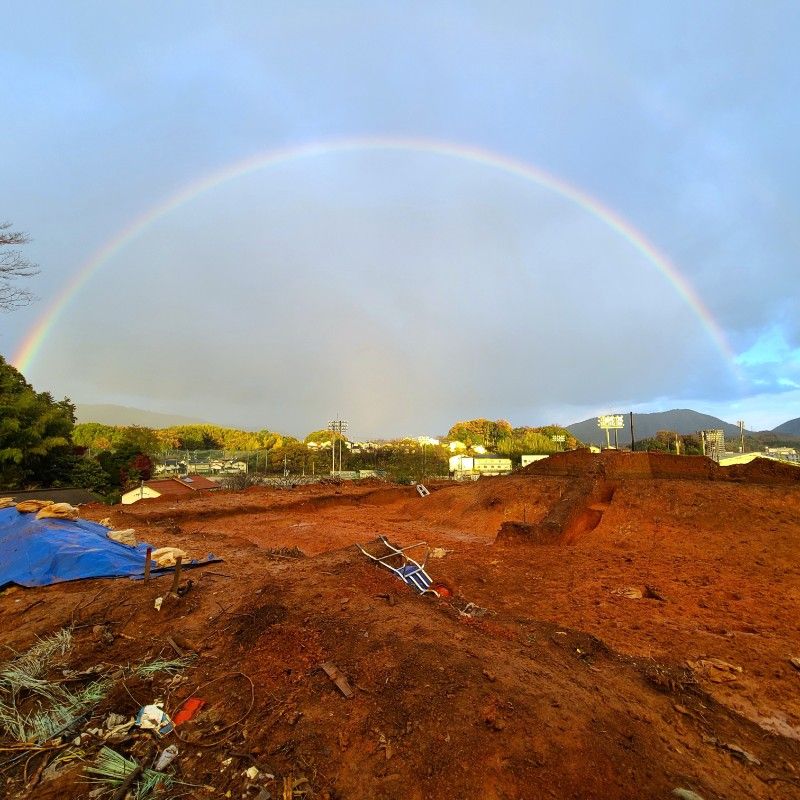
[1,1,798,436]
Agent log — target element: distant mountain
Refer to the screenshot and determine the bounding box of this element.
[567,409,749,446]
[75,404,205,428]
[773,417,800,436]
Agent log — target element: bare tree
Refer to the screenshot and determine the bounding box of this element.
[0,222,39,311]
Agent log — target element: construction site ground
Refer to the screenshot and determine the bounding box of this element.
[2,450,800,799]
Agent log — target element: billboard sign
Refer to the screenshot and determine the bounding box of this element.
[597,414,624,429]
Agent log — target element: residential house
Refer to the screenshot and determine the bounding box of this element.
[121,475,220,505]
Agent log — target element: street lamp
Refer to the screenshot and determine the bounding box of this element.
[327,418,349,476]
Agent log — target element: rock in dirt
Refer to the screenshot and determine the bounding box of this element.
[644,584,667,601]
[614,586,643,599]
[789,656,800,672]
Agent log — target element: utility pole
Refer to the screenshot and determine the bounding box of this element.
[629,412,635,451]
[738,420,745,453]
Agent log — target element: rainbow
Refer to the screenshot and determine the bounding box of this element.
[12,135,738,373]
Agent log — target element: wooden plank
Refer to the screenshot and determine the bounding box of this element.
[319,661,353,698]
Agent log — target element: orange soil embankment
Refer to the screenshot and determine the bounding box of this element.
[2,450,800,799]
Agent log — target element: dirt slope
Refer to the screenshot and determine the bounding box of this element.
[2,451,799,799]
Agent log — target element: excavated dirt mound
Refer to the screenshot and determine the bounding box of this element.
[2,454,800,799]
[525,447,800,484]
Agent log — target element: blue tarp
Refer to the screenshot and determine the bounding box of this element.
[0,507,219,588]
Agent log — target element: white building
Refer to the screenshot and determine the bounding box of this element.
[449,454,513,478]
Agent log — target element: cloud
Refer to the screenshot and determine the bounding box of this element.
[2,2,798,433]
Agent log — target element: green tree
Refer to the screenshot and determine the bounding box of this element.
[0,355,75,487]
[71,456,112,494]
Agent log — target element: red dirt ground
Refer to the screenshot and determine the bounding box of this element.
[2,451,800,799]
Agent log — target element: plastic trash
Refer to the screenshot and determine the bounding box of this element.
[135,704,174,736]
[155,744,179,770]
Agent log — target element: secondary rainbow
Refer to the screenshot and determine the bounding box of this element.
[13,135,738,373]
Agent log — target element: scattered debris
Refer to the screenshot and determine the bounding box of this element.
[153,596,163,612]
[457,601,491,618]
[703,735,762,765]
[90,712,135,742]
[0,628,110,744]
[688,658,743,683]
[173,697,206,725]
[429,547,451,558]
[0,497,15,509]
[416,483,430,498]
[789,657,800,672]
[245,765,260,780]
[319,661,353,698]
[135,656,195,679]
[282,774,310,799]
[154,744,179,770]
[85,746,173,799]
[135,704,174,737]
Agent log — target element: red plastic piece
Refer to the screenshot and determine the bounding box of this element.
[172,697,206,726]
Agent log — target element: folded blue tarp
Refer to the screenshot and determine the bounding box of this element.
[0,507,219,588]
